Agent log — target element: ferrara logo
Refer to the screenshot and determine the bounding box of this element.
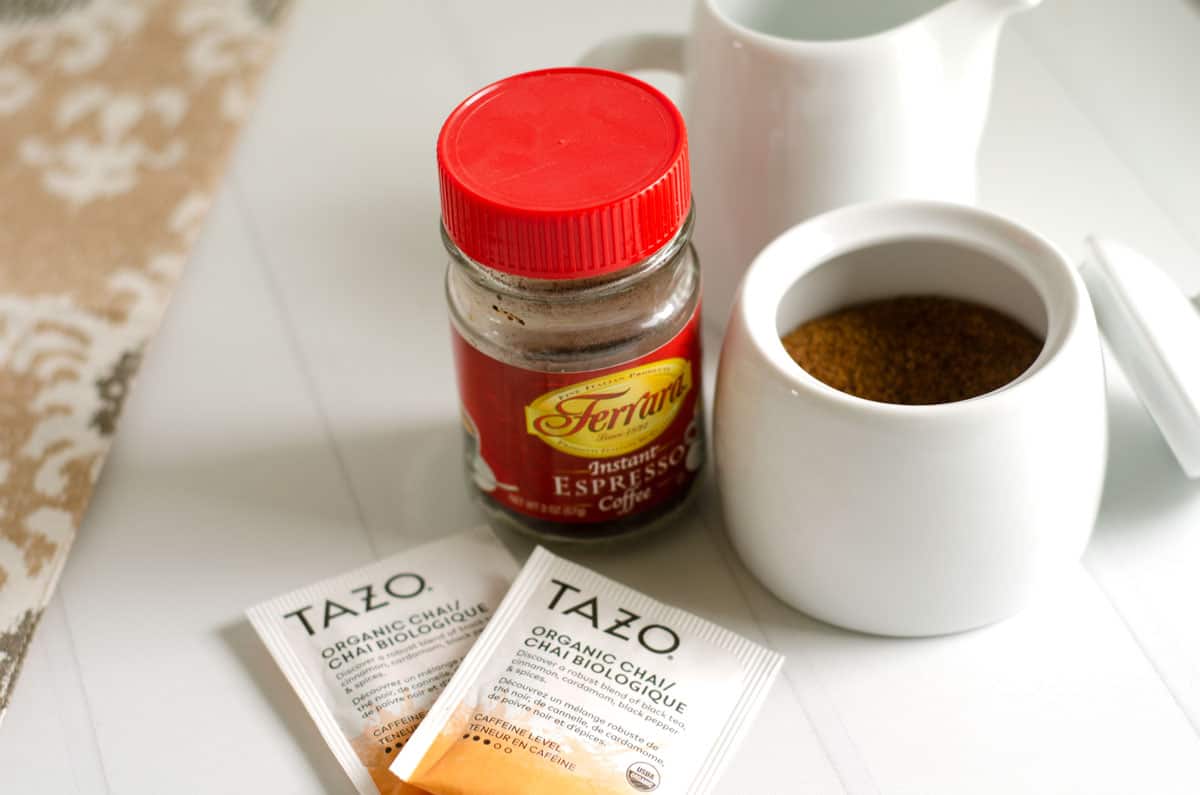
[525,358,692,458]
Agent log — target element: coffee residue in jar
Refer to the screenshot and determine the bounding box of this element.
[781,295,1044,405]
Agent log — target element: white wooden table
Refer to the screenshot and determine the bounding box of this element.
[5,2,1200,792]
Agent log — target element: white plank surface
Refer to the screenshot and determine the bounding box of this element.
[1014,0,1200,263]
[5,1,1200,793]
[1011,0,1200,746]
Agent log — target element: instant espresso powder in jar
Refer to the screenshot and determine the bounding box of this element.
[438,68,703,543]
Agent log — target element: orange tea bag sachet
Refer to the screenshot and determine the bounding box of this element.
[390,547,783,795]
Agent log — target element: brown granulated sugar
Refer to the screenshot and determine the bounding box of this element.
[781,295,1044,405]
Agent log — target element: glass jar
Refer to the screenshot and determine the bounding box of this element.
[437,68,704,543]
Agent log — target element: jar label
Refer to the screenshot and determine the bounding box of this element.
[452,309,703,528]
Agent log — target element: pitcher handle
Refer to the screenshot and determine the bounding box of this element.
[577,33,685,76]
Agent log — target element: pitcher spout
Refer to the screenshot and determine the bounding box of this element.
[933,0,1043,25]
[922,0,1042,49]
[922,0,1042,53]
[918,0,1042,153]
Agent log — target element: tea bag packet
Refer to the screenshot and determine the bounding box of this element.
[246,527,518,795]
[391,547,784,795]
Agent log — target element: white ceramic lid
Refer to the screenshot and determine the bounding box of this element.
[1080,236,1200,478]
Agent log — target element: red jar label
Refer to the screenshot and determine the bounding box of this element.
[452,311,703,528]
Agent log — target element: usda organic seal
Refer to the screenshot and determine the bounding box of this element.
[626,761,661,791]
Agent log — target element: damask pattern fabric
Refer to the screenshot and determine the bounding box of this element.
[0,0,288,720]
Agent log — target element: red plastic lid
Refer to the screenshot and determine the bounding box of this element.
[437,68,691,279]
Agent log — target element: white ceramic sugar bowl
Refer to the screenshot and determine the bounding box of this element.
[716,199,1200,636]
[715,201,1109,637]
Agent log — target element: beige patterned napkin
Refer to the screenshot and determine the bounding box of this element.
[0,0,289,720]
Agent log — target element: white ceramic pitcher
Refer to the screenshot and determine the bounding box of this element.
[581,0,1042,324]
